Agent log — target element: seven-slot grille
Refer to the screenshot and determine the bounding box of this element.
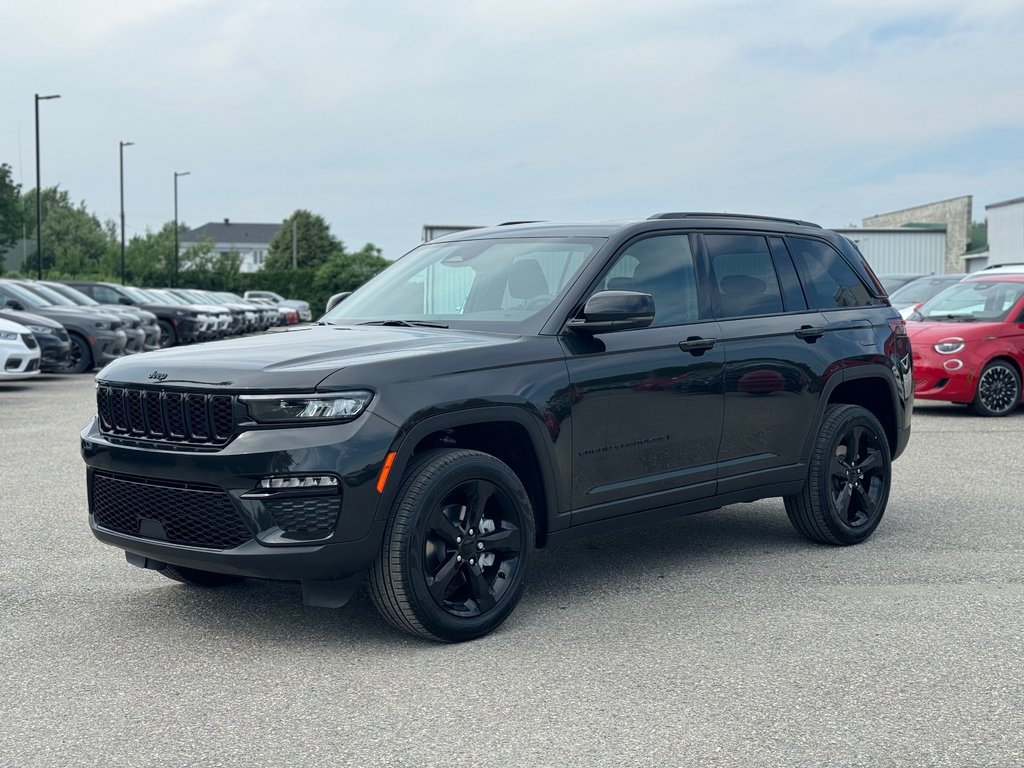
[97,385,235,446]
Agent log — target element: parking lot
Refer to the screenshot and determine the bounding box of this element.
[1,373,1021,767]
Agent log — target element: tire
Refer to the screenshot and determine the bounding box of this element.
[62,333,93,374]
[157,320,177,348]
[160,565,245,587]
[970,361,1021,417]
[368,448,535,642]
[784,404,891,545]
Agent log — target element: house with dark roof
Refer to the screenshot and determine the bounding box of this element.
[179,219,282,273]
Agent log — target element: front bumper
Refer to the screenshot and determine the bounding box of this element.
[912,355,976,403]
[36,333,72,371]
[92,330,128,367]
[81,411,398,583]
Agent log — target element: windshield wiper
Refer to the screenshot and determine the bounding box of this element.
[360,319,449,329]
[926,314,976,322]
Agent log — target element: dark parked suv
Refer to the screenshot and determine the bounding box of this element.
[82,213,913,642]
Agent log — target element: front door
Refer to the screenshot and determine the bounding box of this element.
[563,233,725,525]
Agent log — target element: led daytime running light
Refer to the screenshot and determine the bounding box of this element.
[259,475,339,490]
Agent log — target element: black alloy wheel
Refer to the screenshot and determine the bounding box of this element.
[369,449,535,642]
[784,404,891,545]
[62,333,93,374]
[157,320,177,348]
[971,361,1021,417]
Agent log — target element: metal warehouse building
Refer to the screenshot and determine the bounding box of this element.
[832,227,947,277]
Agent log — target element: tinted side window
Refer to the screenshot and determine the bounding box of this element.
[596,235,698,327]
[705,234,784,318]
[787,237,874,309]
[93,286,121,304]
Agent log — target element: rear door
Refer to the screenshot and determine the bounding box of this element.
[702,232,835,490]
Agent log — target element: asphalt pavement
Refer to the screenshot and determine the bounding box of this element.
[1,373,1021,767]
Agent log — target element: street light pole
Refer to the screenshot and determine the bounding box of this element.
[34,93,61,280]
[119,140,134,285]
[173,171,190,287]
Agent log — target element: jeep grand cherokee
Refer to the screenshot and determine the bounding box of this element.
[81,213,913,642]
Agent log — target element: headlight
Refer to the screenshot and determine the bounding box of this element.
[27,324,55,335]
[0,331,18,341]
[933,339,965,355]
[91,320,112,330]
[240,391,373,423]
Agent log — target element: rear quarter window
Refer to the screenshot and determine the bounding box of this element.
[787,237,878,309]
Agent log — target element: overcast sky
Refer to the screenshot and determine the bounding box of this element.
[2,0,1022,260]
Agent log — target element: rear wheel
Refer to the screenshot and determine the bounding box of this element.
[62,333,93,374]
[160,565,245,587]
[970,361,1021,417]
[369,449,535,642]
[784,404,891,545]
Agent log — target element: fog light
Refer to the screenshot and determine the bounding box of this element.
[259,475,339,490]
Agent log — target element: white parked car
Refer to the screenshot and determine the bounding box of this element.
[0,317,42,380]
[243,290,312,321]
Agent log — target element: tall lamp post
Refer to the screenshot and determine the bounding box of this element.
[34,93,61,279]
[173,171,190,287]
[119,140,134,285]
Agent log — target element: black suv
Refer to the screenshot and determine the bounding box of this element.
[81,214,913,642]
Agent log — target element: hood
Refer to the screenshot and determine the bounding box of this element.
[17,305,121,327]
[907,319,1008,348]
[95,323,518,391]
[0,309,62,329]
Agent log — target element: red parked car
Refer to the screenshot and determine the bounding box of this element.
[908,274,1024,416]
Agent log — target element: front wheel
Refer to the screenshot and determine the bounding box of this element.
[62,333,93,374]
[157,320,177,348]
[368,449,535,642]
[970,361,1021,417]
[784,404,892,545]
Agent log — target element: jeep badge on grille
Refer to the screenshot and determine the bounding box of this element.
[148,370,168,381]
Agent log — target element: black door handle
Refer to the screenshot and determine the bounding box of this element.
[795,325,827,342]
[679,337,716,355]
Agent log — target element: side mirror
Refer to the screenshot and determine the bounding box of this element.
[4,299,25,311]
[566,291,655,335]
[325,292,352,313]
[118,297,134,305]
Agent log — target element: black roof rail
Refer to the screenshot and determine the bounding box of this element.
[648,212,822,229]
[497,220,545,226]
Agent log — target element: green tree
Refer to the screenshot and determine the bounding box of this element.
[264,210,339,270]
[314,243,389,295]
[0,163,22,249]
[20,186,115,276]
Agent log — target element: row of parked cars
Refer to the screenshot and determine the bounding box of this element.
[881,265,1024,417]
[0,279,312,378]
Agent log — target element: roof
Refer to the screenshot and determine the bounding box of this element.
[431,213,828,244]
[985,196,1024,211]
[180,221,282,245]
[834,227,947,234]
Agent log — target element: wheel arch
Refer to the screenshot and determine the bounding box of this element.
[820,367,900,457]
[378,407,561,547]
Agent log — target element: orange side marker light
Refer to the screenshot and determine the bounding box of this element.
[376,451,397,493]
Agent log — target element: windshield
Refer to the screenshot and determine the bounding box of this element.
[0,281,50,308]
[917,280,1024,322]
[46,283,100,305]
[321,237,601,331]
[888,276,962,304]
[20,282,75,306]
